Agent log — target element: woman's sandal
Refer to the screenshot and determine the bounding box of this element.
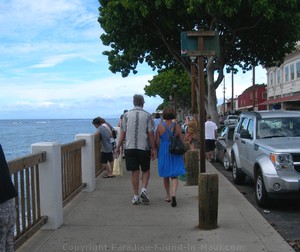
[171,196,177,207]
[103,175,115,178]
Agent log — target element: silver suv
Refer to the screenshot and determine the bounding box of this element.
[231,110,300,207]
[224,115,238,125]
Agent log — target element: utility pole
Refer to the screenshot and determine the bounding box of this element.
[223,77,226,115]
[252,66,256,110]
[231,71,234,112]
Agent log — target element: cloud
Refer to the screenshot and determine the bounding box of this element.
[216,66,267,104]
[31,54,81,68]
[0,73,163,119]
[0,0,267,120]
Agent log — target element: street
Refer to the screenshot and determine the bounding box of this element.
[211,161,300,252]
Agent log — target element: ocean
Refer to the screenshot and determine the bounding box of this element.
[0,118,119,161]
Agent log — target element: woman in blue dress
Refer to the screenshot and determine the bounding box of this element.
[155,107,186,207]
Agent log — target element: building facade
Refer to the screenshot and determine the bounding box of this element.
[263,43,300,110]
[238,84,267,111]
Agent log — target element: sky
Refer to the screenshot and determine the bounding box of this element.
[0,0,267,120]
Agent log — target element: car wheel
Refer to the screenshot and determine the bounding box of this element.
[255,170,270,208]
[232,156,245,185]
[223,152,231,171]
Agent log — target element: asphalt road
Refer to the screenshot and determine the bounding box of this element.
[211,160,300,252]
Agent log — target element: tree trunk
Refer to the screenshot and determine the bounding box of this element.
[207,57,219,125]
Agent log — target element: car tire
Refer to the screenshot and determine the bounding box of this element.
[255,169,270,208]
[232,156,245,185]
[223,152,231,171]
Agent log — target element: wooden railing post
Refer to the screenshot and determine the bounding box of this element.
[31,142,63,229]
[76,134,96,192]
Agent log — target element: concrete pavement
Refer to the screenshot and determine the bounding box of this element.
[17,159,294,252]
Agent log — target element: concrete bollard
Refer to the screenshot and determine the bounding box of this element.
[185,150,199,186]
[198,173,218,230]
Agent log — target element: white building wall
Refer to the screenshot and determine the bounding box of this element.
[267,44,300,99]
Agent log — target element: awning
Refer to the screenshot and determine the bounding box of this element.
[260,95,300,105]
[238,105,253,110]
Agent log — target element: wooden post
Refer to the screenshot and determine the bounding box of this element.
[198,33,206,173]
[191,62,196,114]
[198,173,218,229]
[182,30,219,230]
[185,150,199,186]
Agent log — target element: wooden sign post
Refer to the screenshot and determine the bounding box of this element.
[181,30,220,230]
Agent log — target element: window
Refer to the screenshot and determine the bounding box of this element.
[240,117,249,133]
[296,61,300,78]
[262,92,267,99]
[220,127,227,138]
[285,66,289,82]
[270,72,274,86]
[248,119,254,139]
[290,64,295,80]
[277,69,281,84]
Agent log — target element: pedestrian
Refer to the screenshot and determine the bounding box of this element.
[117,110,128,159]
[97,117,117,151]
[0,144,18,252]
[205,114,218,162]
[116,94,156,205]
[92,117,115,178]
[155,107,186,207]
[118,110,128,127]
[183,114,199,151]
[153,112,162,138]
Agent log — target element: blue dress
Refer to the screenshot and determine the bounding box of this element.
[158,122,186,178]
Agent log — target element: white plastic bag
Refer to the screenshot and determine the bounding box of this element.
[112,155,123,176]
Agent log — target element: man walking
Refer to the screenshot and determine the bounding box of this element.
[116,94,156,205]
[205,114,218,162]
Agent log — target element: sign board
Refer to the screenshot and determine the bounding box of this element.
[180,31,220,57]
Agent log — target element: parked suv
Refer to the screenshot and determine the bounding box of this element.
[231,110,300,207]
[224,115,238,125]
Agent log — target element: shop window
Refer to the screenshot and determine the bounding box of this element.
[285,66,289,82]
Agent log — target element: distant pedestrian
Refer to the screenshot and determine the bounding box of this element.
[116,94,156,205]
[118,110,128,128]
[92,117,115,178]
[0,144,18,252]
[183,114,199,151]
[153,112,162,138]
[205,114,218,162]
[155,107,186,207]
[118,110,128,159]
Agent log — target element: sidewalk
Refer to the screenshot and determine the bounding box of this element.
[17,159,294,252]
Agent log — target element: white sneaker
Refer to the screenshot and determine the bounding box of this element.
[132,197,140,205]
[141,191,150,203]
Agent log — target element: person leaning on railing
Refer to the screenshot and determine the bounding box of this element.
[0,144,18,252]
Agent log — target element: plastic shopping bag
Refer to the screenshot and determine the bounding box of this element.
[112,155,123,176]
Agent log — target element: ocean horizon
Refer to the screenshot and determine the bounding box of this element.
[0,118,119,161]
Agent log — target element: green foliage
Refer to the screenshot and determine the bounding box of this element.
[98,0,300,111]
[144,66,191,109]
[99,0,300,74]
